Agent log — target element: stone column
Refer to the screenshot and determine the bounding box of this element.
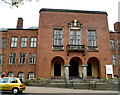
[64,64,70,80]
[82,64,88,79]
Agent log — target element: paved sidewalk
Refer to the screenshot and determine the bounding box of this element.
[24,86,119,94]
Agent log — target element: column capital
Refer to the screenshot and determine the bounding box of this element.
[64,64,70,67]
[82,64,88,67]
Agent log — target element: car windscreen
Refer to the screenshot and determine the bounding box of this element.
[0,78,9,83]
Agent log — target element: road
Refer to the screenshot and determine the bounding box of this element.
[0,86,119,95]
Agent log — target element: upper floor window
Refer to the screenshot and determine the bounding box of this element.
[19,53,26,64]
[112,55,116,65]
[0,54,4,65]
[53,27,63,50]
[88,29,97,46]
[29,53,36,64]
[30,37,37,47]
[21,37,27,48]
[69,29,81,45]
[53,27,63,46]
[0,38,6,49]
[11,37,18,47]
[118,40,120,49]
[9,53,16,64]
[110,40,115,49]
[68,19,82,45]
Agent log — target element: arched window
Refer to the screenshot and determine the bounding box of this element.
[18,72,24,80]
[8,72,14,77]
[28,72,35,79]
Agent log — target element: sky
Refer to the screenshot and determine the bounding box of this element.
[0,0,119,31]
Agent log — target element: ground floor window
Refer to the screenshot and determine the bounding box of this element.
[28,72,35,79]
[18,72,24,80]
[8,72,14,77]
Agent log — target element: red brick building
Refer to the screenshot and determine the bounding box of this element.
[0,18,38,79]
[1,8,119,80]
[109,22,120,78]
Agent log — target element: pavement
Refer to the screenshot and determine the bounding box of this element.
[24,86,119,94]
[0,86,119,95]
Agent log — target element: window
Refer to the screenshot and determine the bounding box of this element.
[30,37,37,47]
[28,72,35,79]
[69,29,81,45]
[21,37,27,47]
[19,53,26,64]
[0,38,6,49]
[9,53,16,64]
[118,40,120,49]
[29,53,36,64]
[53,27,63,46]
[11,37,18,47]
[110,40,115,49]
[8,72,14,77]
[112,55,116,65]
[0,54,4,65]
[88,29,97,46]
[18,72,24,80]
[119,55,120,64]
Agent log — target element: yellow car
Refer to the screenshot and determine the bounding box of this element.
[0,77,26,94]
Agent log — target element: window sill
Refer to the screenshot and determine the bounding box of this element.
[87,50,99,52]
[52,49,64,51]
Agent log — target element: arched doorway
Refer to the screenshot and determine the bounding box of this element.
[54,61,61,76]
[69,57,82,77]
[87,57,100,79]
[51,57,64,77]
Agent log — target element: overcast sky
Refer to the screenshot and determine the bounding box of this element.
[0,0,119,31]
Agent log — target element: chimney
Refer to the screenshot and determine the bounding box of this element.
[114,22,120,32]
[16,18,23,29]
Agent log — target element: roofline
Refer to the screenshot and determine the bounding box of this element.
[40,8,108,15]
[8,28,38,30]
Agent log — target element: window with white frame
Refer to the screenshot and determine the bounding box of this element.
[21,37,27,47]
[19,53,26,64]
[112,55,116,65]
[18,72,24,80]
[110,40,115,49]
[0,38,6,49]
[0,54,4,65]
[69,29,81,45]
[88,30,97,46]
[8,72,14,77]
[29,53,36,64]
[30,37,37,47]
[53,27,63,46]
[28,72,35,79]
[9,53,16,64]
[11,37,18,47]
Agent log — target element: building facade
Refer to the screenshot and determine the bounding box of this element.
[1,8,119,80]
[109,22,120,78]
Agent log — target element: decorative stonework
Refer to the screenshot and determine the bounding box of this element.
[68,19,82,28]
